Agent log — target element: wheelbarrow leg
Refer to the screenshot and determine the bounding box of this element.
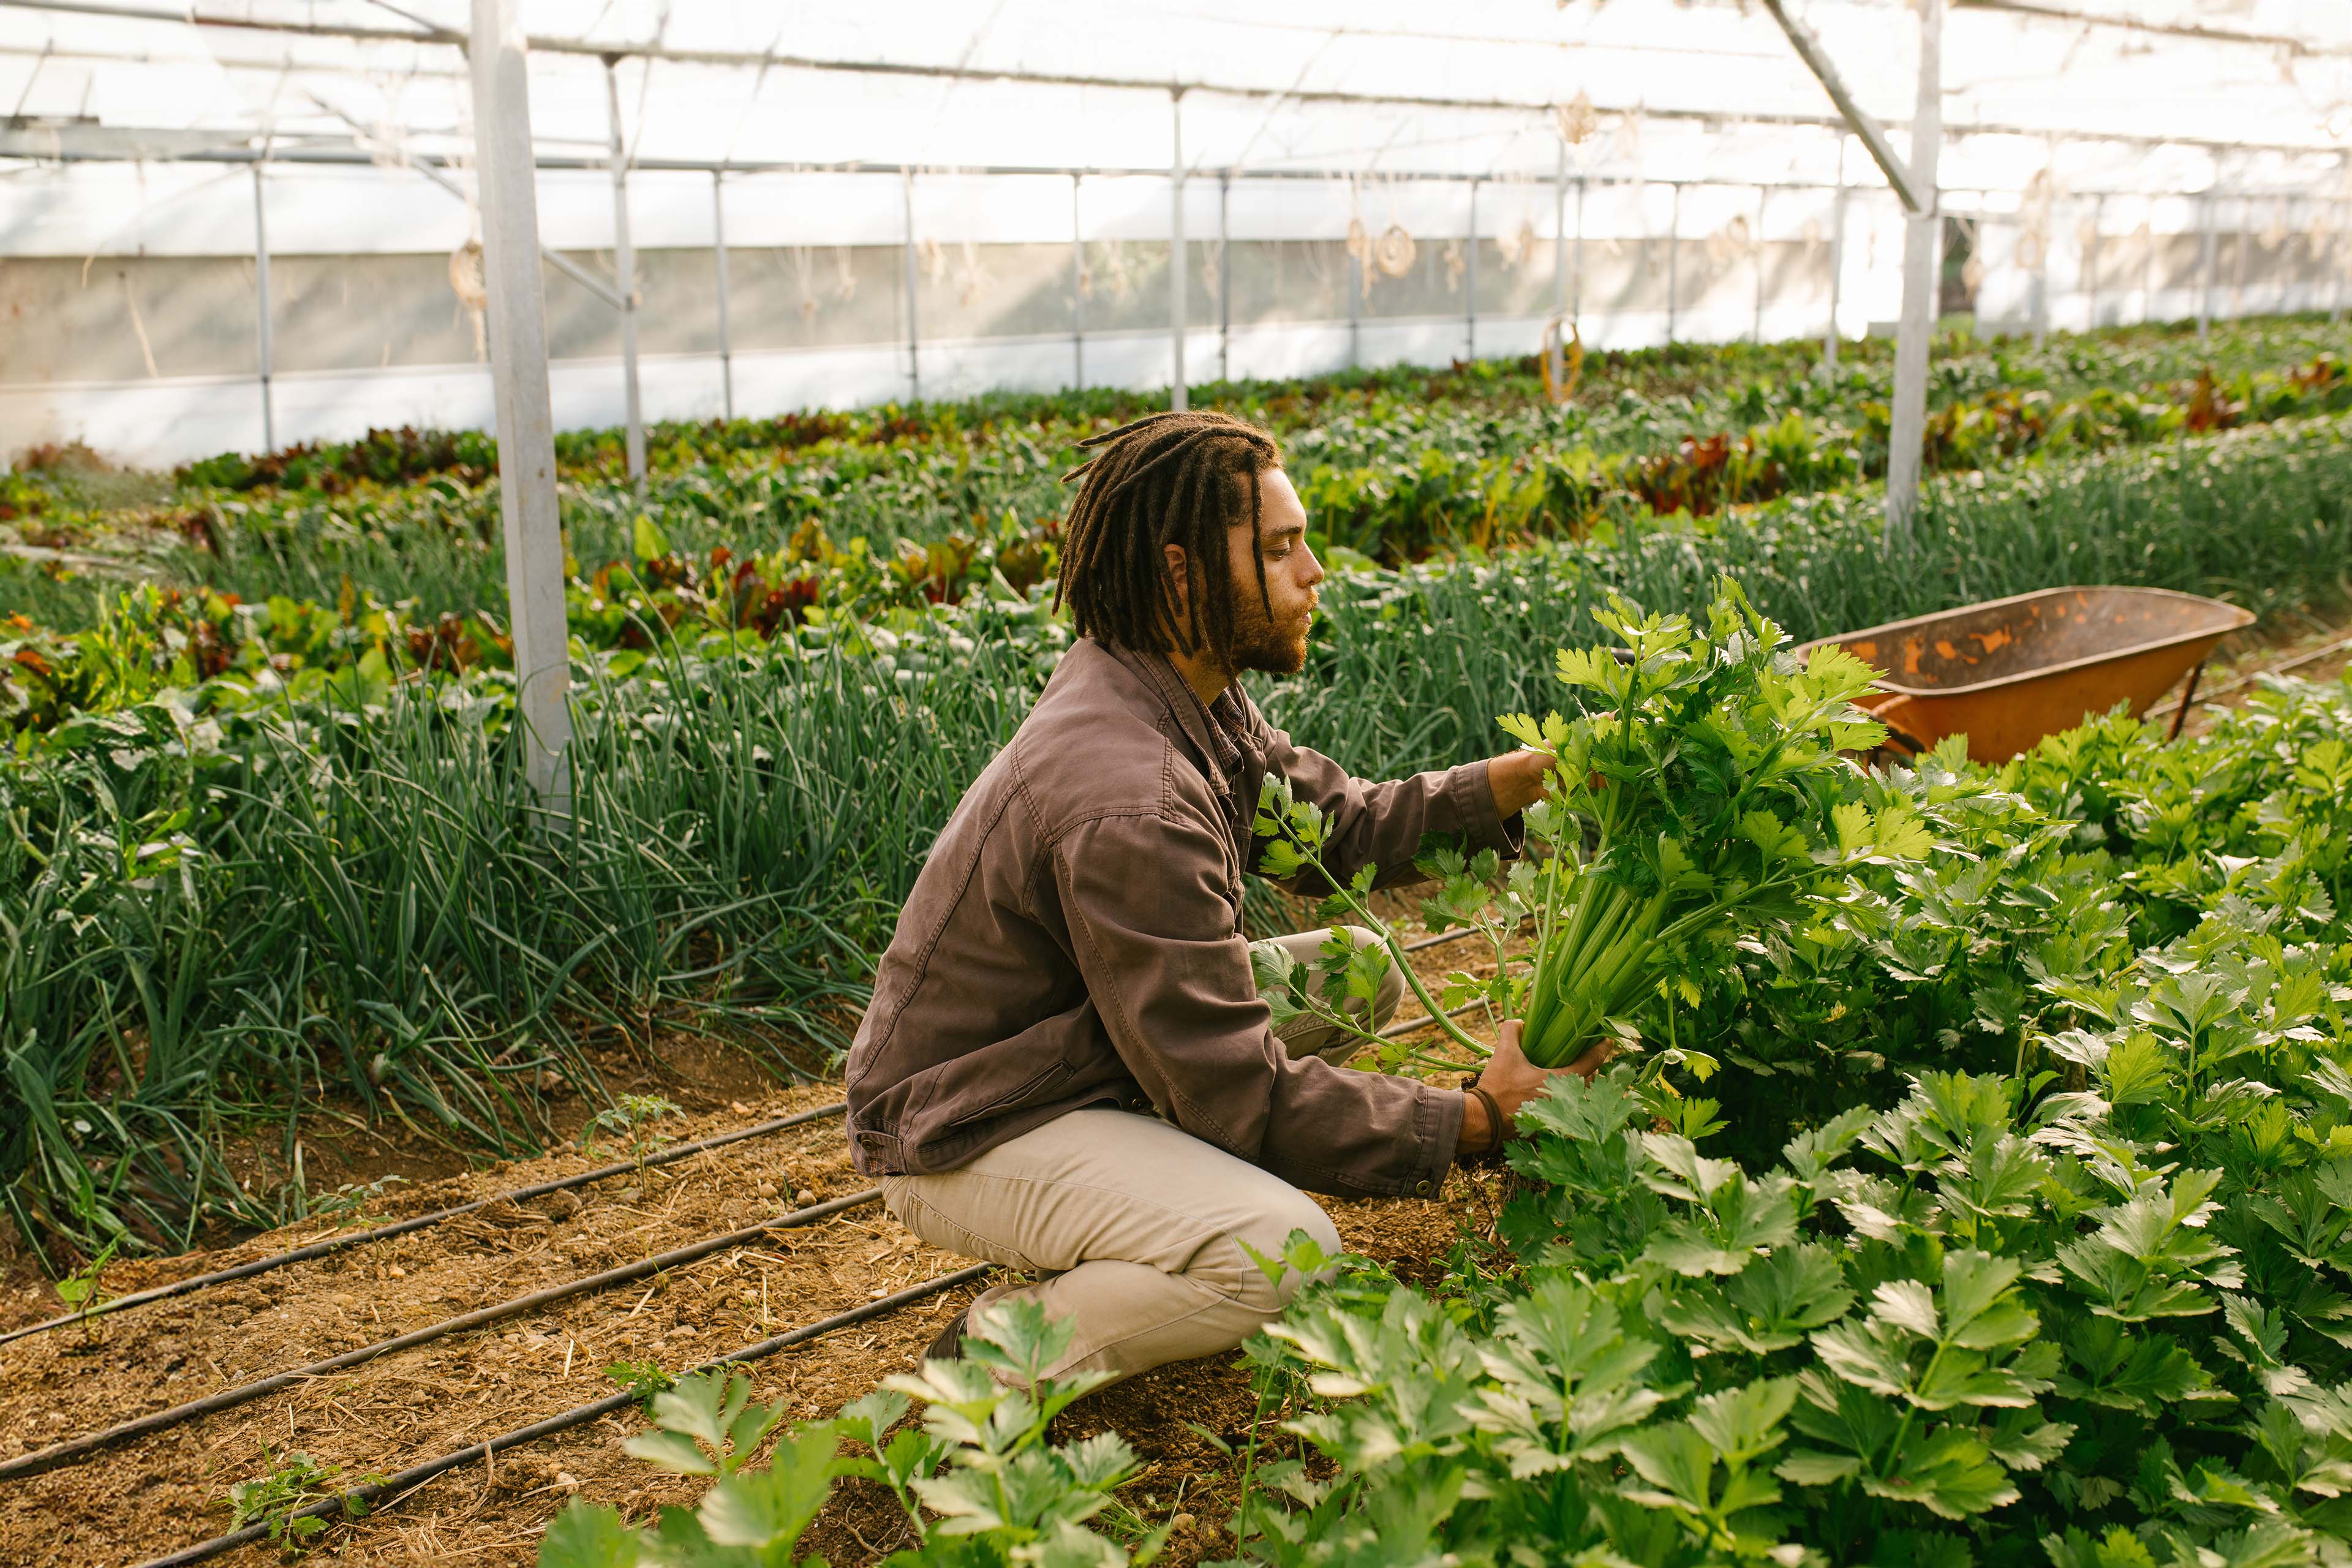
[2167,657,2208,741]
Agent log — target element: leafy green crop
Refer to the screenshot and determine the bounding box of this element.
[1254,581,1934,1072]
[1217,666,2352,1566]
[539,1298,1167,1567]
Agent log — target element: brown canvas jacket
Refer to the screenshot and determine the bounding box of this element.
[843,636,1517,1200]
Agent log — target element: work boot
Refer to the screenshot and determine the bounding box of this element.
[921,1304,970,1365]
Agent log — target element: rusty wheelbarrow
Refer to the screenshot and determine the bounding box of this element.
[1795,586,2255,765]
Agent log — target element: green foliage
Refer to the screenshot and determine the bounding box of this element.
[605,1359,677,1412]
[5,318,2351,1261]
[223,1448,384,1553]
[540,1300,1166,1568]
[1216,663,2352,1566]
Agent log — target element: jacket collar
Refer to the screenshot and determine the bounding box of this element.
[1093,638,1252,798]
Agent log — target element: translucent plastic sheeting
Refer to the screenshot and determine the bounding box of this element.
[1,0,2347,461]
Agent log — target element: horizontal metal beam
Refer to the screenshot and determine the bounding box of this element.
[1952,0,2352,58]
[1760,0,1929,215]
[0,0,2343,158]
[2,138,2340,210]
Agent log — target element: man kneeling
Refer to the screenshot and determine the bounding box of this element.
[844,410,1602,1385]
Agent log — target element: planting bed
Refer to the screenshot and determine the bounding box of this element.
[0,944,1504,1567]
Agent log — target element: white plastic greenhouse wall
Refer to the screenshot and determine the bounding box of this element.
[2,0,2348,467]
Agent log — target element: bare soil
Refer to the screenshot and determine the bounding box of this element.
[0,943,1507,1568]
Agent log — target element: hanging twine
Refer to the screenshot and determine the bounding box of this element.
[448,239,488,360]
[1554,90,1600,147]
[1706,214,1752,268]
[1373,225,1416,277]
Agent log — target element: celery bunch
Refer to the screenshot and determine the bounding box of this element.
[1501,583,1926,1067]
[1254,579,1932,1074]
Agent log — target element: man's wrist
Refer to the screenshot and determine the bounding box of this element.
[1460,1085,1504,1157]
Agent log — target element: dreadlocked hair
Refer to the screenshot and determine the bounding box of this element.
[1052,410,1283,666]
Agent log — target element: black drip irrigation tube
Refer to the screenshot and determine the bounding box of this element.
[9,945,1471,1348]
[0,1187,886,1482]
[131,1262,994,1568]
[0,1101,848,1349]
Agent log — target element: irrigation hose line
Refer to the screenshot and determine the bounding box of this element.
[0,1187,886,1482]
[0,1101,849,1349]
[130,1262,996,1568]
[119,1003,1486,1563]
[13,932,1477,1342]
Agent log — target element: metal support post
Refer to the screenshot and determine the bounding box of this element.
[1823,137,1847,373]
[1885,0,1942,541]
[1572,177,1586,327]
[251,162,275,453]
[1348,195,1362,369]
[1753,184,1769,343]
[1665,183,1680,345]
[1553,143,1567,320]
[2274,197,2289,312]
[2140,194,2155,324]
[710,171,733,421]
[2086,195,2103,330]
[1070,173,1085,389]
[602,57,645,494]
[2196,188,2215,341]
[1464,177,1479,361]
[2231,195,2247,320]
[1169,90,1187,412]
[902,170,920,402]
[468,0,572,814]
[2335,195,2347,325]
[1218,170,1232,384]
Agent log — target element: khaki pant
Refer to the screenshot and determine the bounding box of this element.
[881,926,1404,1384]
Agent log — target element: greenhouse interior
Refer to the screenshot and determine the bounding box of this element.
[4,2,2352,1566]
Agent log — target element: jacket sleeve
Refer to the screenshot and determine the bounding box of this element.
[1263,731,1522,896]
[1049,807,1461,1200]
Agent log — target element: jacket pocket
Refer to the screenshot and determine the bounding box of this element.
[940,1057,1075,1134]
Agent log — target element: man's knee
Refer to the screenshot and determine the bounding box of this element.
[1223,1189,1343,1316]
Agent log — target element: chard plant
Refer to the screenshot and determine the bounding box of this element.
[1253,579,1934,1074]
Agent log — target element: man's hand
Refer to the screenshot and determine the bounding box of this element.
[1461,1020,1611,1152]
[1487,748,1551,819]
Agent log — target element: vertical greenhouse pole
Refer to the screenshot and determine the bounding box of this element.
[1762,0,1936,533]
[1664,182,1679,345]
[1553,143,1567,320]
[1169,90,1188,412]
[902,170,920,402]
[1347,178,1362,369]
[1070,173,1085,389]
[2141,194,2156,323]
[1824,139,1848,374]
[1464,177,1479,361]
[710,171,734,421]
[2232,195,2248,318]
[1572,176,1586,326]
[2086,195,2103,329]
[1753,184,1768,343]
[251,162,276,453]
[602,57,646,494]
[1884,0,1942,540]
[1218,170,1232,383]
[2196,187,2215,341]
[2323,191,2342,324]
[468,0,572,813]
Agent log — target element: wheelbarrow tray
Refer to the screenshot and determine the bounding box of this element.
[1794,586,2255,764]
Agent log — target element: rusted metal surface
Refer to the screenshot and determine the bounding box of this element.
[1796,586,2255,764]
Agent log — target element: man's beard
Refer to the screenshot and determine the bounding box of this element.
[1225,589,1313,677]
